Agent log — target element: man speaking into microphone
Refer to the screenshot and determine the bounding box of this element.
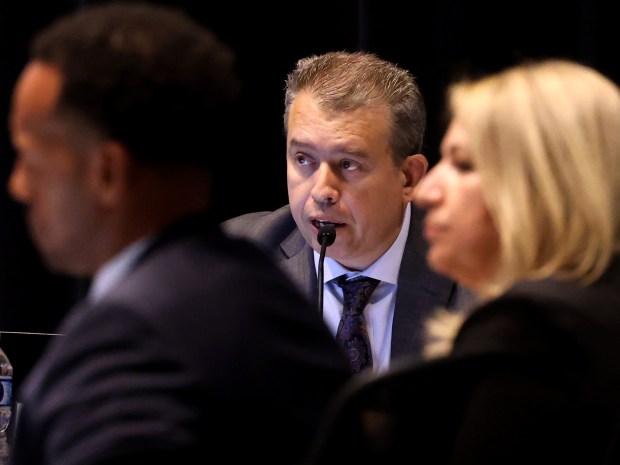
[223,51,474,373]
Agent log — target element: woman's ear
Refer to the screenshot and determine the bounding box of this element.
[402,154,429,201]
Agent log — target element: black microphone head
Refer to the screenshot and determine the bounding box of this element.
[317,224,336,247]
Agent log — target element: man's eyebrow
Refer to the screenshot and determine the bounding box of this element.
[288,138,313,150]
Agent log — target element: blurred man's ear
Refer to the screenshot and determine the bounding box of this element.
[89,140,133,207]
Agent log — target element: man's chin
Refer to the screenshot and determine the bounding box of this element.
[39,250,81,277]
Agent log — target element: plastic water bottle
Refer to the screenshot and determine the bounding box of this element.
[0,339,13,465]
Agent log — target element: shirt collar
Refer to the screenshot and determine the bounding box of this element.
[88,235,155,303]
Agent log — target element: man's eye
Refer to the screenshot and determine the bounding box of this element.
[341,159,358,171]
[295,154,310,166]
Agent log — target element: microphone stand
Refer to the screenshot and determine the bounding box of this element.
[317,224,336,316]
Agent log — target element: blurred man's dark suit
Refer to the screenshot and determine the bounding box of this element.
[11,213,352,465]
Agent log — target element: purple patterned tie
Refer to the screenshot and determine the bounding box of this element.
[336,275,380,373]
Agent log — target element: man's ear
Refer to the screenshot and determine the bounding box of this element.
[402,154,428,201]
[90,140,133,207]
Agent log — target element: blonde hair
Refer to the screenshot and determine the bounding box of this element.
[449,59,620,297]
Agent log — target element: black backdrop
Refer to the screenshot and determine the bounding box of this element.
[1,0,618,391]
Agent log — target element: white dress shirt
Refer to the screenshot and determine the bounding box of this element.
[314,204,411,373]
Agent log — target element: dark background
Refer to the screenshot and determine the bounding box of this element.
[0,0,618,391]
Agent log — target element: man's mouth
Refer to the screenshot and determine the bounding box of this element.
[312,220,339,229]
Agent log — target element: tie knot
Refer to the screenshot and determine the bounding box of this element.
[336,275,380,316]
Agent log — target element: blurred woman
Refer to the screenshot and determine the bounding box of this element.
[413,58,620,463]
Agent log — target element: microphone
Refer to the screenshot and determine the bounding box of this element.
[317,224,336,316]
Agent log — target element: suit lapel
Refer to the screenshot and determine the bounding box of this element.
[391,206,457,360]
[278,230,318,303]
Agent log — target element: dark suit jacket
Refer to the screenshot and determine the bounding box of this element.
[9,213,352,465]
[304,256,620,465]
[444,256,620,464]
[222,204,474,363]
